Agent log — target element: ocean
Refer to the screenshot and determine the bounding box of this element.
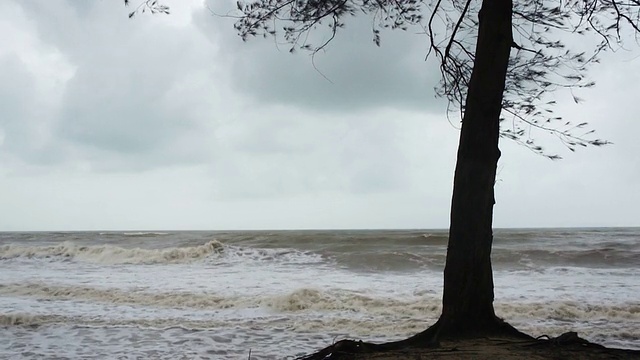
[0,228,638,359]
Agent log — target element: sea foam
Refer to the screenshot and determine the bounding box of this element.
[0,240,223,264]
[2,282,638,323]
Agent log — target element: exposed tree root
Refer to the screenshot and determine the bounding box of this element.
[294,317,609,360]
[531,332,605,349]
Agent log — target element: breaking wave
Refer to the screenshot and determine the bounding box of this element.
[2,283,638,350]
[2,283,639,323]
[0,240,223,265]
[0,283,233,309]
[266,289,640,324]
[2,286,638,351]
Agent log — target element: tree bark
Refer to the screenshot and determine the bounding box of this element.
[439,0,513,336]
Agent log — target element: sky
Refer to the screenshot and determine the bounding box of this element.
[0,0,638,231]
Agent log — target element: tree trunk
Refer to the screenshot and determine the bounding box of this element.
[438,0,513,336]
[293,1,525,356]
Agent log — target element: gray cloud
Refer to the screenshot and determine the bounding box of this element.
[55,42,208,160]
[195,1,446,113]
[0,54,67,166]
[0,56,37,154]
[5,0,225,171]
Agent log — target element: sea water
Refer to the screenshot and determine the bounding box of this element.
[0,228,638,359]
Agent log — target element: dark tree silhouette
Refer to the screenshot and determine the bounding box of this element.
[126,0,640,356]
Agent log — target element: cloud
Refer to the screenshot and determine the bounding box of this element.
[0,0,638,230]
[207,106,433,200]
[1,0,227,171]
[0,1,72,166]
[54,36,214,168]
[194,0,446,113]
[0,56,37,153]
[1,0,441,194]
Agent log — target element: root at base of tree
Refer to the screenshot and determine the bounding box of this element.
[295,318,635,360]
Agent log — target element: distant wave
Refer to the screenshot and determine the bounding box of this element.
[96,232,170,236]
[2,238,636,269]
[0,240,223,265]
[122,232,170,237]
[492,247,640,268]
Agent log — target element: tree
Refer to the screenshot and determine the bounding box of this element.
[126,0,640,355]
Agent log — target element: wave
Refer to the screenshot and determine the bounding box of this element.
[328,247,639,272]
[0,313,228,330]
[0,311,428,337]
[2,229,637,271]
[2,314,636,352]
[0,283,234,309]
[266,289,640,323]
[0,313,69,327]
[492,247,640,268]
[0,282,434,314]
[1,312,636,351]
[227,230,451,249]
[331,251,445,272]
[1,240,636,271]
[3,283,639,324]
[0,240,223,265]
[222,246,325,265]
[122,232,170,237]
[2,283,638,350]
[0,240,323,267]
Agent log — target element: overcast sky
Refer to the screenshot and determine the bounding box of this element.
[0,0,638,231]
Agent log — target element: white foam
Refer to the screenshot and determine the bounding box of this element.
[3,282,638,325]
[0,283,233,309]
[0,312,228,329]
[2,284,639,357]
[0,240,223,264]
[122,232,170,236]
[221,246,326,266]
